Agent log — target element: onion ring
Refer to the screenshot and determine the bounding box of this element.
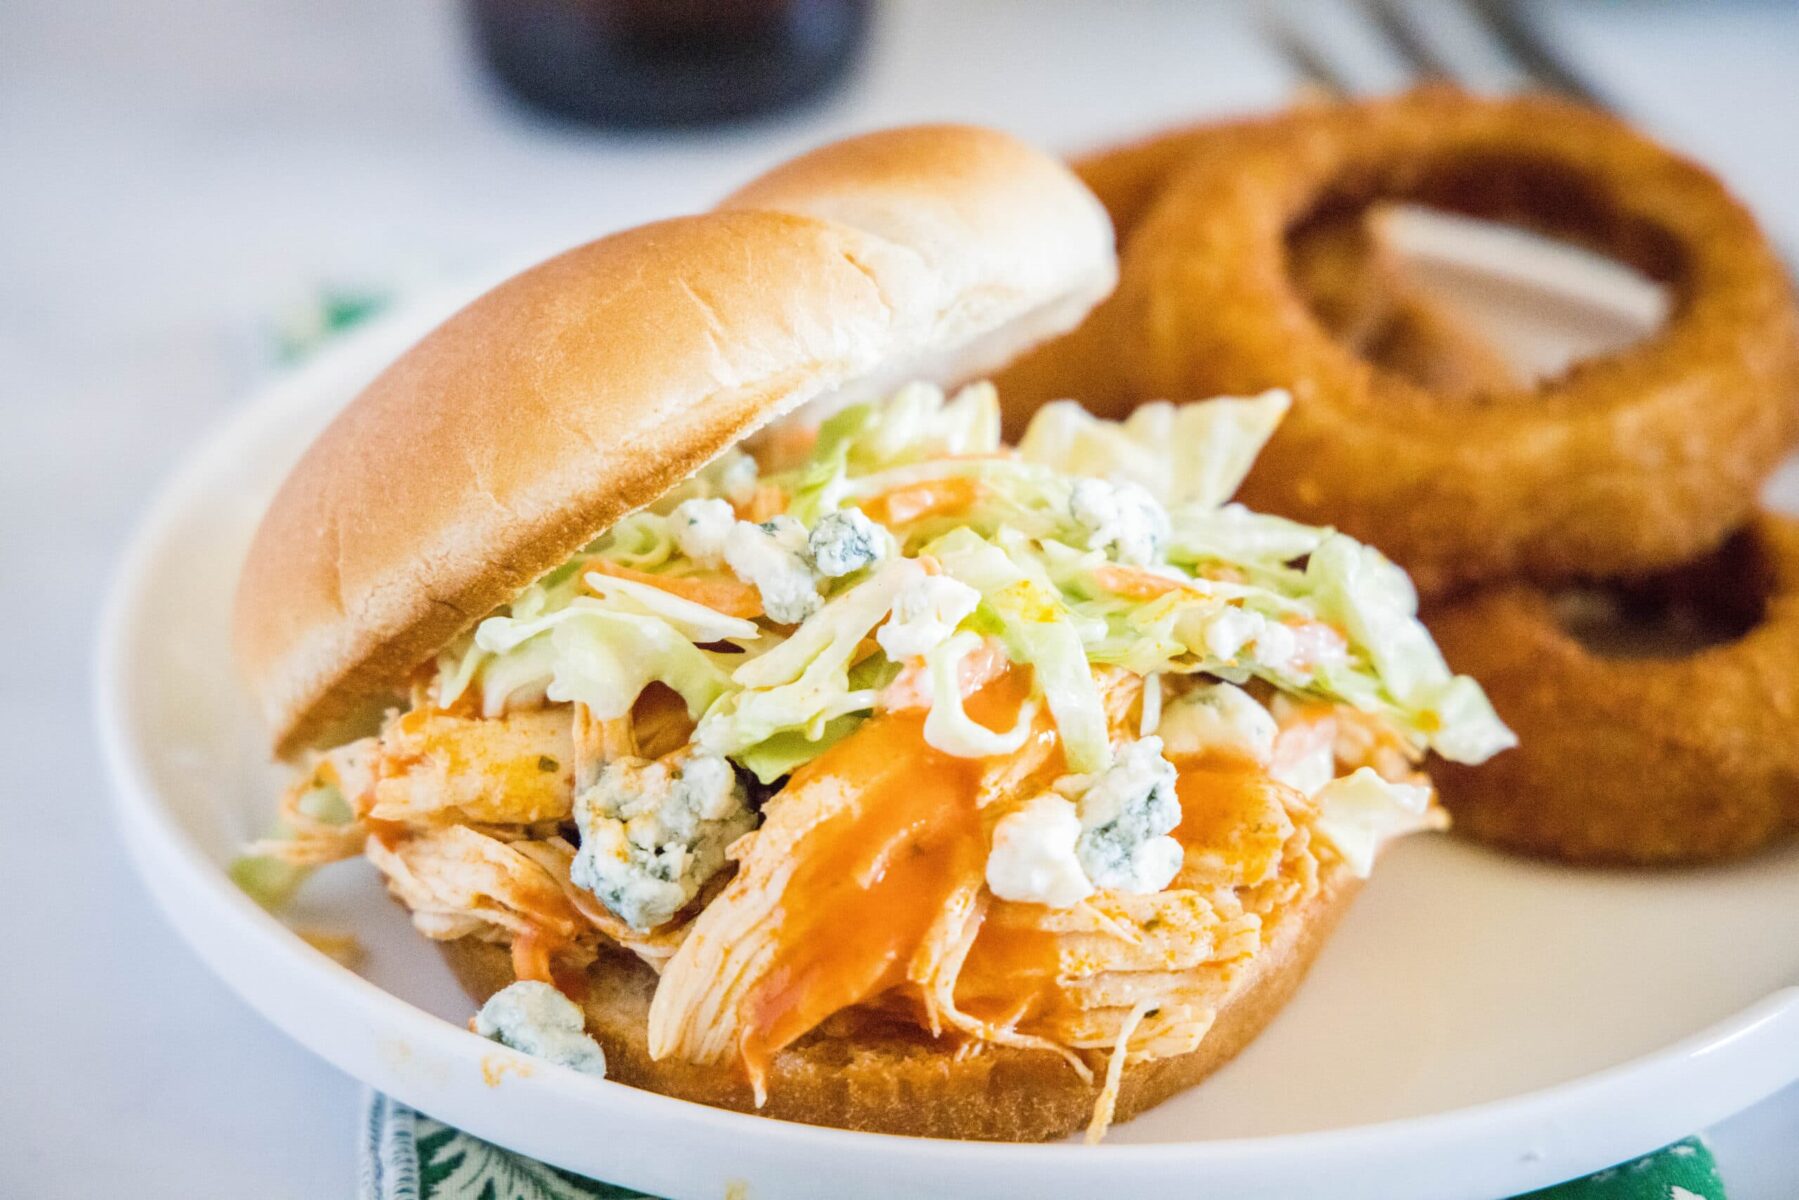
[1285,208,1521,399]
[1426,512,1799,864]
[999,143,1521,419]
[1090,89,1799,596]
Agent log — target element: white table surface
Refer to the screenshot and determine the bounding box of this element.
[2,1,1795,1195]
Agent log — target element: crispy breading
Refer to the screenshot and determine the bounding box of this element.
[1428,513,1799,863]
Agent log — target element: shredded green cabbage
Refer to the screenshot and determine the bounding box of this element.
[1018,391,1289,507]
[419,378,1509,783]
[733,715,865,784]
[930,529,1111,772]
[229,853,311,912]
[696,559,924,757]
[473,603,737,721]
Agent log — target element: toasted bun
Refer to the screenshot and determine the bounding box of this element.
[442,865,1357,1141]
[234,125,1115,756]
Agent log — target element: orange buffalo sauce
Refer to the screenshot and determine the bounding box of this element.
[1173,764,1271,844]
[1170,759,1305,896]
[954,908,1064,1030]
[735,670,1033,1083]
[957,756,1291,1035]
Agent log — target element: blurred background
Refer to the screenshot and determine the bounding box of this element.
[4,1,1798,1196]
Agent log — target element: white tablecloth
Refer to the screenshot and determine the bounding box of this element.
[2,2,1793,1195]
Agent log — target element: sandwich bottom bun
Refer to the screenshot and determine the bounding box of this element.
[442,865,1359,1142]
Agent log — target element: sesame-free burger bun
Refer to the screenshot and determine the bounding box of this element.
[233,124,1116,756]
[441,864,1359,1141]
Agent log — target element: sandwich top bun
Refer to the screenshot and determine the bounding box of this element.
[234,125,1116,756]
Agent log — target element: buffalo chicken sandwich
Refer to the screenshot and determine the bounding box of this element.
[233,125,1511,1141]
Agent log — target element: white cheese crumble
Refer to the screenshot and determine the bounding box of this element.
[670,496,735,564]
[875,573,981,661]
[1193,605,1301,671]
[1198,606,1262,660]
[570,752,756,930]
[1273,736,1337,798]
[985,793,1094,907]
[474,981,608,1076]
[710,450,759,506]
[670,499,821,624]
[1067,735,1184,895]
[1069,477,1170,566]
[806,508,887,578]
[1157,681,1277,766]
[1312,767,1437,876]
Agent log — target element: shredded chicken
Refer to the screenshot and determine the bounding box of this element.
[368,707,574,826]
[246,739,377,865]
[365,825,587,951]
[338,659,1394,1144]
[511,836,692,970]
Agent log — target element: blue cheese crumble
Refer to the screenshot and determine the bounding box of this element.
[985,736,1186,906]
[475,981,608,1076]
[740,516,820,623]
[1067,736,1183,894]
[985,793,1094,907]
[806,508,886,578]
[670,496,735,563]
[1156,682,1277,766]
[1069,477,1170,566]
[670,498,821,623]
[875,573,981,661]
[570,752,756,930]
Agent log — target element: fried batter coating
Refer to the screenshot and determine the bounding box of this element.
[1427,513,1799,864]
[1114,88,1799,596]
[1000,90,1799,597]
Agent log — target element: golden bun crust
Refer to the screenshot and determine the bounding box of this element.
[442,865,1358,1142]
[235,125,1115,756]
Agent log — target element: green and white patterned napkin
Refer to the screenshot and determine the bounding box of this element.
[360,1091,1726,1200]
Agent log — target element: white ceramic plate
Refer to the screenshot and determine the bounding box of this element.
[97,238,1799,1199]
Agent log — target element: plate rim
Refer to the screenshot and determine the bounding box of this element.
[93,290,1799,1200]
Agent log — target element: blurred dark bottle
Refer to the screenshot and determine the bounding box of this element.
[468,0,871,128]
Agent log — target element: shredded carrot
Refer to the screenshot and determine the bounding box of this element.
[736,484,788,523]
[864,476,982,527]
[585,559,763,619]
[752,422,820,472]
[1196,563,1248,585]
[1089,564,1204,601]
[511,931,555,986]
